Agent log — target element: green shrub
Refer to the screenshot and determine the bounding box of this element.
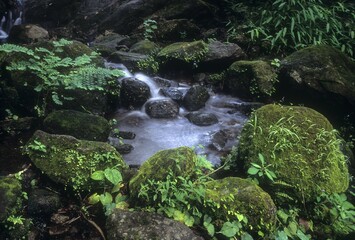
[225,0,355,57]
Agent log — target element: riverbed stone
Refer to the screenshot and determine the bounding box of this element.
[185,112,218,126]
[226,60,278,100]
[90,33,128,57]
[145,99,179,118]
[108,51,148,70]
[205,177,277,236]
[106,209,203,240]
[120,78,151,109]
[159,87,184,103]
[152,77,179,88]
[234,104,349,204]
[129,40,159,55]
[24,130,127,192]
[182,85,210,111]
[129,147,200,201]
[43,110,110,141]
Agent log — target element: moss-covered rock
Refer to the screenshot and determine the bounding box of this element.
[157,40,208,64]
[25,130,127,192]
[235,104,349,204]
[129,40,159,55]
[205,177,277,236]
[129,147,199,200]
[43,110,110,141]
[226,60,277,100]
[279,45,355,106]
[0,176,22,222]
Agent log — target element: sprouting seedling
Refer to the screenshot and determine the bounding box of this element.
[247,153,277,182]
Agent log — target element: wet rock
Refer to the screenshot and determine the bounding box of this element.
[185,112,218,126]
[279,45,355,116]
[152,77,179,88]
[43,110,110,141]
[113,143,134,155]
[159,87,184,103]
[209,130,228,151]
[90,33,128,57]
[129,40,159,55]
[182,85,210,111]
[25,130,127,192]
[8,24,49,44]
[226,60,278,100]
[106,209,203,240]
[120,78,151,109]
[0,176,22,222]
[108,51,148,70]
[113,131,136,140]
[145,99,179,118]
[27,189,62,219]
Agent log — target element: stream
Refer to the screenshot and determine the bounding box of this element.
[106,63,249,166]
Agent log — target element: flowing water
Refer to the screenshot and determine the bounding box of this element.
[107,62,249,166]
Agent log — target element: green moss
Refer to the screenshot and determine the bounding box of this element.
[157,40,208,64]
[0,177,22,222]
[205,177,277,236]
[129,147,199,199]
[43,110,110,141]
[235,104,349,204]
[25,130,127,193]
[227,60,278,99]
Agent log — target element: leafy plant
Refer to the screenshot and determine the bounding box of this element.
[137,155,252,239]
[143,19,158,40]
[247,153,277,182]
[88,167,128,216]
[225,0,355,57]
[0,39,123,116]
[27,140,47,153]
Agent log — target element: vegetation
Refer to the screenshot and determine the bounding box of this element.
[225,0,355,57]
[0,39,122,116]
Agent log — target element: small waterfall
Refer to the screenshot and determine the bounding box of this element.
[134,73,162,99]
[0,0,25,41]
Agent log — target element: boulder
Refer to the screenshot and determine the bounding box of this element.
[24,130,127,192]
[90,33,128,57]
[155,19,201,41]
[234,104,349,204]
[185,112,218,126]
[108,51,148,70]
[226,60,278,100]
[106,209,203,240]
[27,188,62,219]
[129,40,159,55]
[182,85,210,111]
[159,87,184,103]
[145,99,179,118]
[0,176,22,222]
[120,78,151,109]
[8,24,49,44]
[43,110,110,141]
[152,77,179,88]
[279,45,355,116]
[206,177,277,236]
[129,147,199,200]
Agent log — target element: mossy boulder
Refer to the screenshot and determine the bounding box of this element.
[205,177,277,236]
[129,147,199,200]
[129,40,159,55]
[91,33,128,57]
[235,104,349,204]
[0,176,22,222]
[158,40,208,63]
[43,110,110,141]
[25,130,127,192]
[279,45,355,116]
[226,60,277,100]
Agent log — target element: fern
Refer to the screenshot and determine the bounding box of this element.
[0,39,123,116]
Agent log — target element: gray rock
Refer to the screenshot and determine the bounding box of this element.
[91,33,128,57]
[159,88,184,103]
[129,40,159,55]
[182,86,210,111]
[185,112,218,126]
[121,78,151,109]
[203,40,245,63]
[210,130,228,151]
[27,189,62,219]
[108,51,148,70]
[106,209,204,240]
[153,77,179,88]
[145,99,179,118]
[8,24,49,44]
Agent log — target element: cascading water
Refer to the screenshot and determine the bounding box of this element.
[0,0,25,41]
[107,62,249,166]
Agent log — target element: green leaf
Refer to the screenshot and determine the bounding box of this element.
[100,192,113,205]
[104,168,122,185]
[247,166,260,175]
[111,182,123,194]
[241,232,254,240]
[204,221,215,236]
[91,170,105,181]
[88,193,100,204]
[219,221,238,238]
